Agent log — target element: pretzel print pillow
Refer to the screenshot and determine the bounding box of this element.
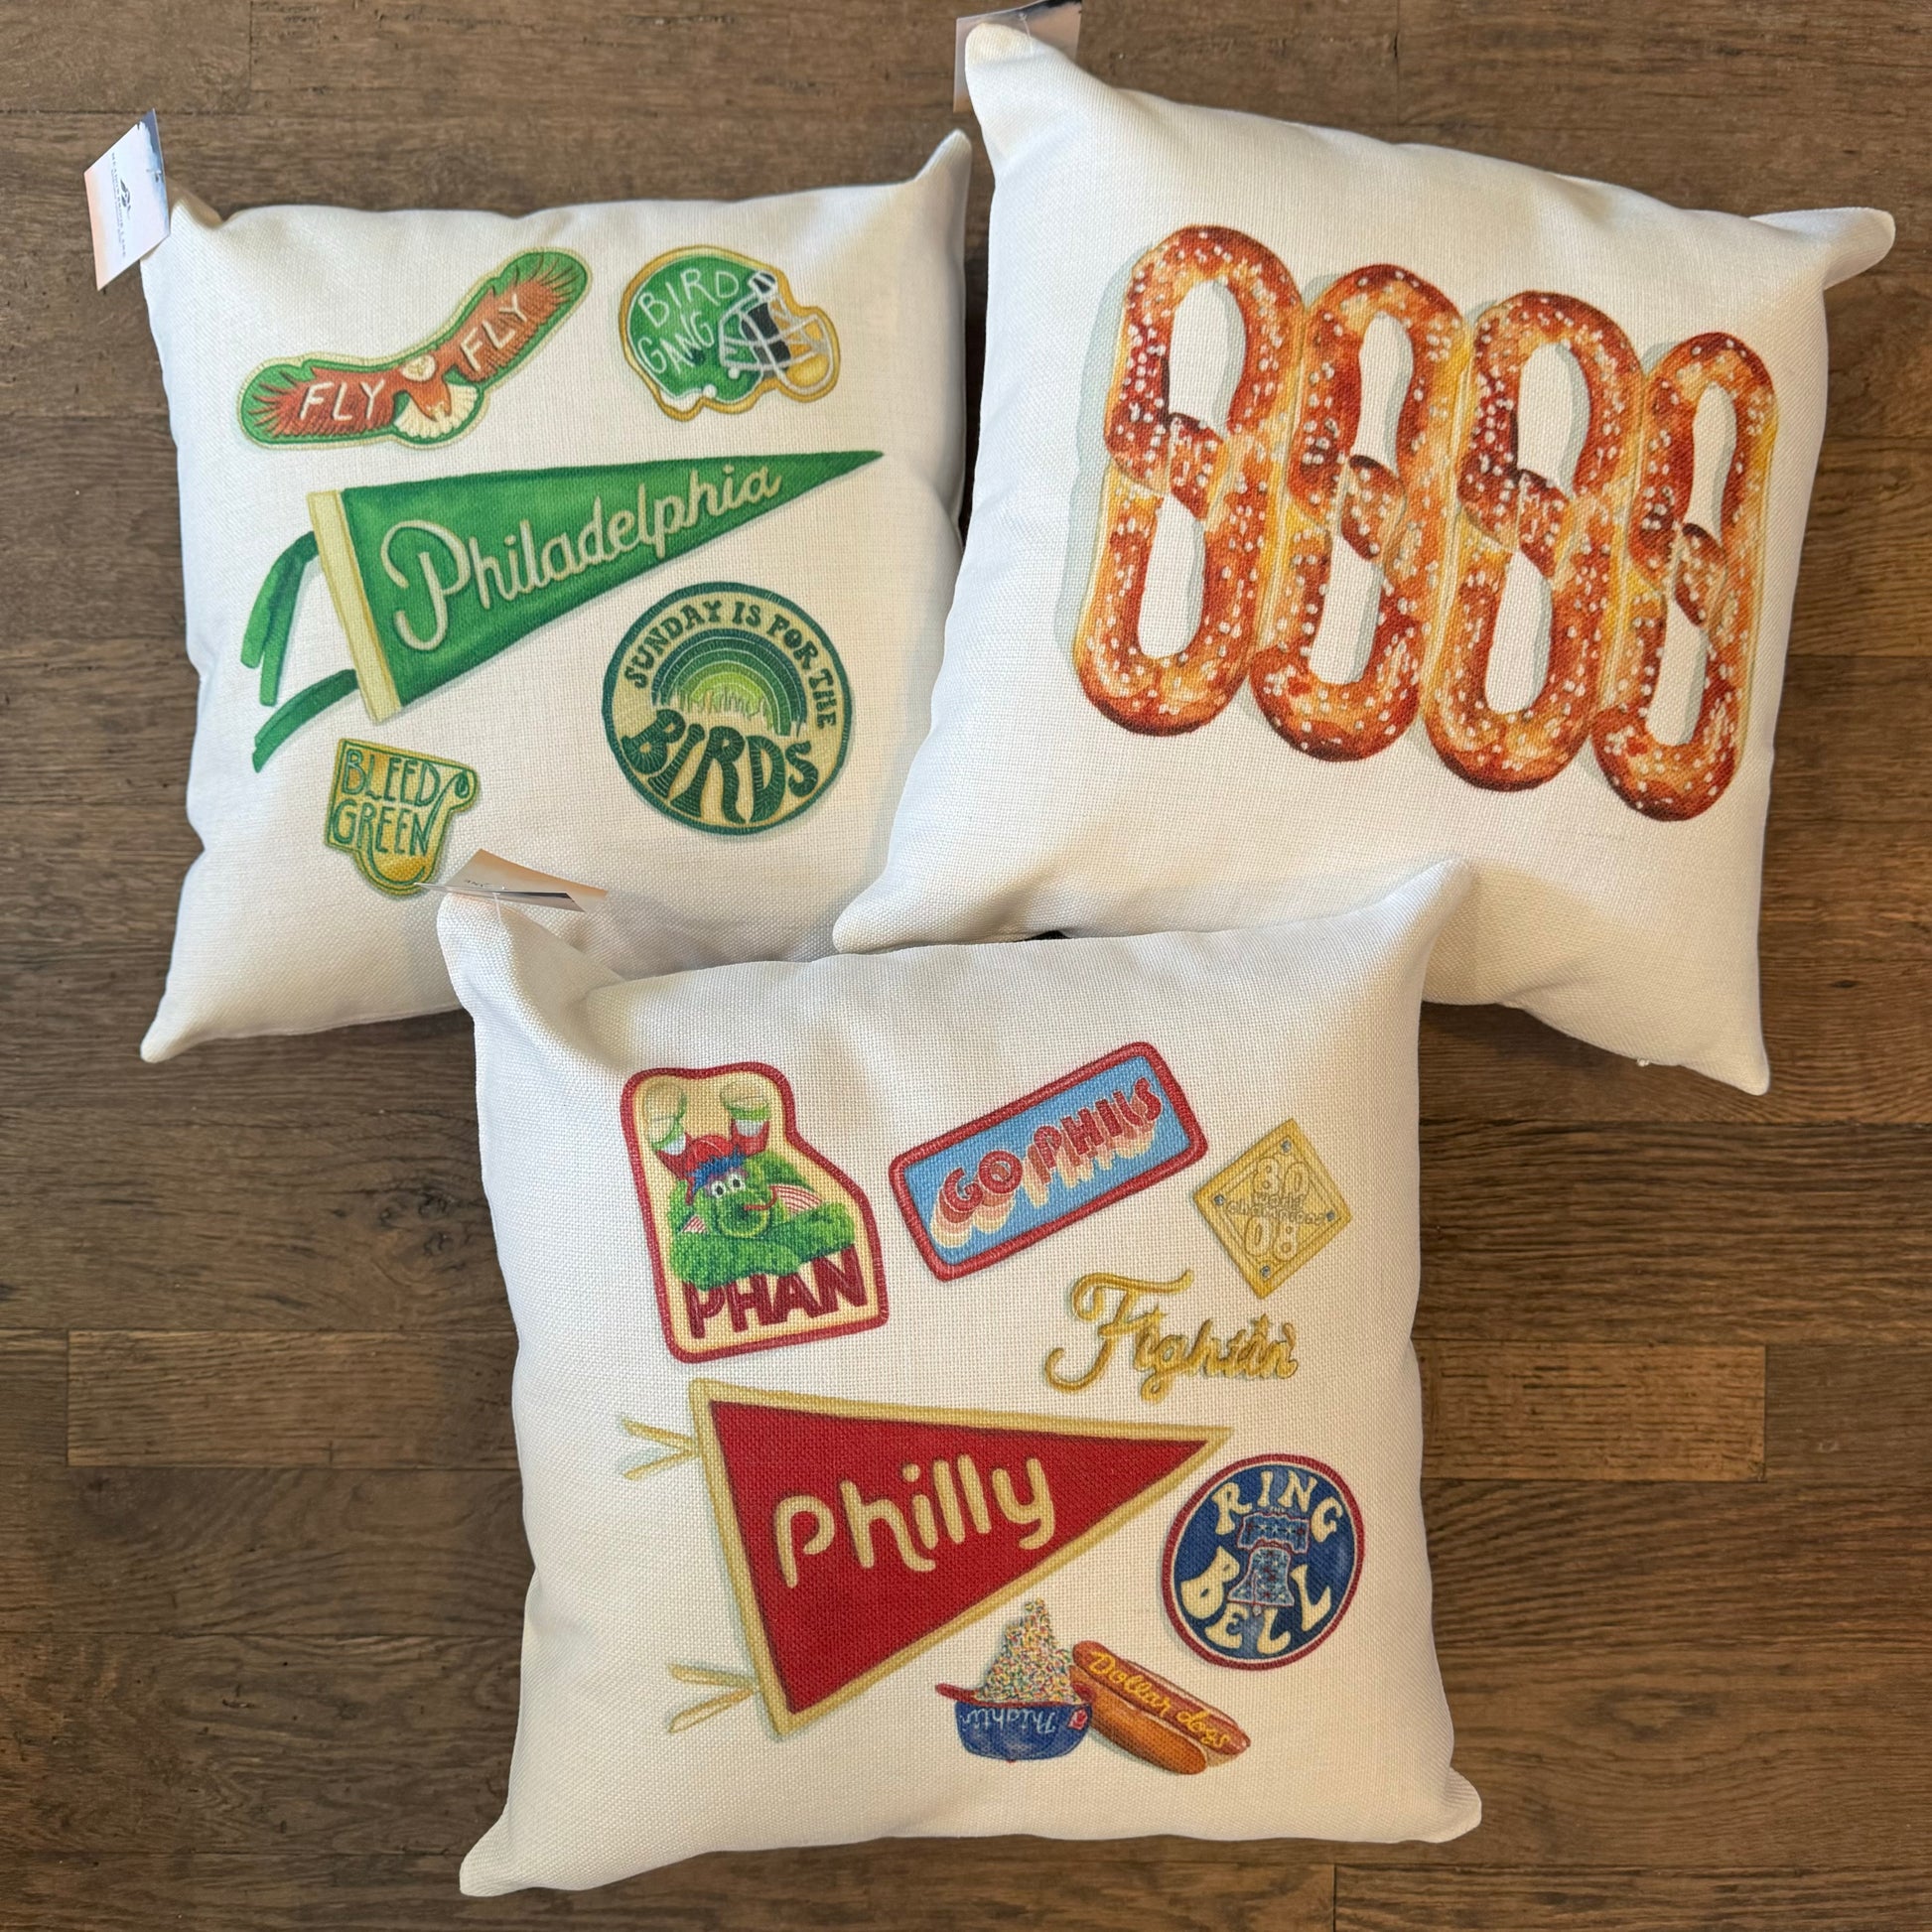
[835,30,1893,1092]
[135,138,968,1060]
[440,863,1478,1894]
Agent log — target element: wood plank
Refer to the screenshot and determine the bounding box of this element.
[0,1,248,112]
[1425,1483,1932,1653]
[1420,1343,1762,1481]
[2,1633,1925,1866]
[1397,0,1931,136]
[7,1114,1932,1337]
[1336,1865,1931,1930]
[1422,1645,1932,1867]
[0,1334,65,1464]
[0,1634,515,1855]
[0,1845,1334,1932]
[1418,1125,1932,1344]
[66,1332,1762,1480]
[0,1468,528,1635]
[68,1333,515,1469]
[1766,1345,1932,1483]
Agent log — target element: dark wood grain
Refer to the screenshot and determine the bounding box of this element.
[0,1846,1335,1932]
[1766,1345,1932,1483]
[3,0,1926,1925]
[1336,1866,1931,1931]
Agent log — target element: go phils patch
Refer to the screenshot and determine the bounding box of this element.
[618,1380,1228,1736]
[890,1044,1207,1281]
[1162,1455,1362,1670]
[604,583,850,835]
[238,250,588,448]
[621,247,839,420]
[323,738,478,897]
[621,1064,888,1363]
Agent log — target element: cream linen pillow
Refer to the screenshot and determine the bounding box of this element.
[139,138,969,1059]
[441,862,1478,1894]
[836,30,1894,1091]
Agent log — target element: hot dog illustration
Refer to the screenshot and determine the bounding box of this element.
[1068,1640,1250,1774]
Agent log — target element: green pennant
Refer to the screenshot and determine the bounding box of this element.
[245,450,880,768]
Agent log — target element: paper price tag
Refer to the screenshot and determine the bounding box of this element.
[84,111,169,289]
[954,1,1081,112]
[437,850,608,912]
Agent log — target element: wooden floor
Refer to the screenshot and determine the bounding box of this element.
[3,2,1929,1926]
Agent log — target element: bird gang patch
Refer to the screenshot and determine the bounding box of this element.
[890,1044,1208,1281]
[323,739,479,897]
[237,250,588,448]
[1162,1455,1363,1670]
[621,247,839,420]
[621,1064,887,1363]
[603,584,851,835]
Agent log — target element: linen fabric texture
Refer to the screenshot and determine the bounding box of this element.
[835,28,1894,1091]
[443,863,1479,1893]
[139,138,969,1059]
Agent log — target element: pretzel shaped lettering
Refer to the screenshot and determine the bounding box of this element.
[1250,266,1471,759]
[1593,335,1778,819]
[1069,228,1778,821]
[1422,292,1644,790]
[1072,226,1303,734]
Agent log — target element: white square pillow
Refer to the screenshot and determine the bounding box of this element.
[441,862,1478,1894]
[138,138,969,1059]
[836,30,1894,1092]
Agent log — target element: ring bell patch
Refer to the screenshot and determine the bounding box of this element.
[1162,1456,1363,1670]
[324,740,479,897]
[1193,1120,1351,1299]
[621,1064,888,1363]
[890,1044,1208,1281]
[604,583,851,834]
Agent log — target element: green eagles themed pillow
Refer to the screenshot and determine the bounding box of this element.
[137,139,969,1058]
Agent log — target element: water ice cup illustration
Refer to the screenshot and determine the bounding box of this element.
[936,1599,1092,1762]
[238,451,879,769]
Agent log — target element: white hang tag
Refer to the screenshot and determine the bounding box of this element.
[954,2,1081,112]
[436,850,608,913]
[84,111,169,290]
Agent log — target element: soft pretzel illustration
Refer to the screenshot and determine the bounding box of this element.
[1250,265,1470,760]
[1073,226,1303,734]
[1422,290,1645,790]
[1593,334,1778,819]
[1070,229,1779,819]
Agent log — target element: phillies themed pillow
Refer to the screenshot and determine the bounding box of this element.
[136,137,969,1059]
[440,862,1478,1895]
[835,28,1894,1091]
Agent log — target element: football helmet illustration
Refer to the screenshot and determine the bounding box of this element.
[717,268,838,400]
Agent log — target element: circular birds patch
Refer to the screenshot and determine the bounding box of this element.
[604,582,851,836]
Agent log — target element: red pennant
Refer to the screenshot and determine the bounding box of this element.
[688,1381,1229,1734]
